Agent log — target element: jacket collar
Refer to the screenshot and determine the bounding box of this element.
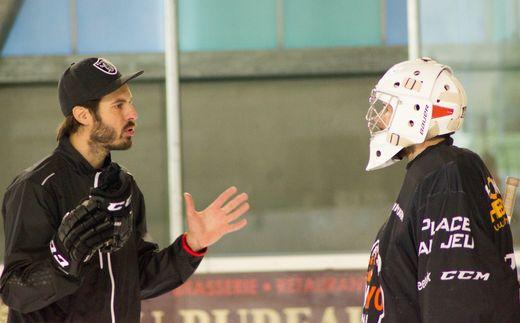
[55,137,112,175]
[406,136,453,170]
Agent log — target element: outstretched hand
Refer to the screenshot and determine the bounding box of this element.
[184,186,249,251]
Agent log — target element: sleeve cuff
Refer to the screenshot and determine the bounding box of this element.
[181,233,207,257]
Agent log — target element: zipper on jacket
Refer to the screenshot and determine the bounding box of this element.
[93,172,101,191]
[108,252,116,323]
[94,171,116,323]
[98,252,104,269]
[93,172,104,271]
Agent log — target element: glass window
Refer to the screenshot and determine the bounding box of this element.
[420,1,488,44]
[178,0,277,51]
[419,0,520,244]
[283,0,382,48]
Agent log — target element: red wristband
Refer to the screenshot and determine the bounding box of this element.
[182,233,207,257]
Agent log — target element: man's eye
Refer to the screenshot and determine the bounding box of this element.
[115,103,124,109]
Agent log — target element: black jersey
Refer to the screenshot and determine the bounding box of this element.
[362,138,520,323]
[0,138,204,322]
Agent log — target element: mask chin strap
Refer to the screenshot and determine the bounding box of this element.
[386,133,413,161]
[387,132,414,147]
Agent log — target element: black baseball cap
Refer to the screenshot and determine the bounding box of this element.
[58,57,143,116]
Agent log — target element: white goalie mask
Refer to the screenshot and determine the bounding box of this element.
[365,57,467,171]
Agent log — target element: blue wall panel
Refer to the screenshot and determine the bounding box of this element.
[77,0,164,53]
[386,0,407,45]
[3,0,407,56]
[2,0,71,56]
[179,0,277,51]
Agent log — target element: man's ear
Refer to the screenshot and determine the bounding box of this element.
[72,106,93,126]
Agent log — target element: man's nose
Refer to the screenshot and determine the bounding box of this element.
[127,104,138,121]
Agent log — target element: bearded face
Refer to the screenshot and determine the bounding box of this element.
[90,112,135,151]
[88,84,137,151]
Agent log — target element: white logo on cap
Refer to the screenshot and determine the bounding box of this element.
[93,58,118,75]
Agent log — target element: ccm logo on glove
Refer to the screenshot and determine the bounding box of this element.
[49,240,70,268]
[107,195,132,212]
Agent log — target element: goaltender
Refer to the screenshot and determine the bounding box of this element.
[362,58,520,323]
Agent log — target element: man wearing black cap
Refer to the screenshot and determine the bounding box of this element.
[0,57,250,322]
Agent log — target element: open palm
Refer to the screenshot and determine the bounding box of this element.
[184,186,249,251]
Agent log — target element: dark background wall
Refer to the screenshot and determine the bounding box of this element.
[0,75,406,256]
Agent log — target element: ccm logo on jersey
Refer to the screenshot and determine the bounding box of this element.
[107,194,132,212]
[440,270,490,281]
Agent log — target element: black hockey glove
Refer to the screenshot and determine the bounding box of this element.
[50,198,113,277]
[91,163,133,253]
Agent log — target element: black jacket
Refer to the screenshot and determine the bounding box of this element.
[363,138,520,322]
[0,138,204,322]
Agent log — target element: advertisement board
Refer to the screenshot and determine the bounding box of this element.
[141,270,365,323]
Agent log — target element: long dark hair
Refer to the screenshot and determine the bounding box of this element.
[56,99,100,141]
